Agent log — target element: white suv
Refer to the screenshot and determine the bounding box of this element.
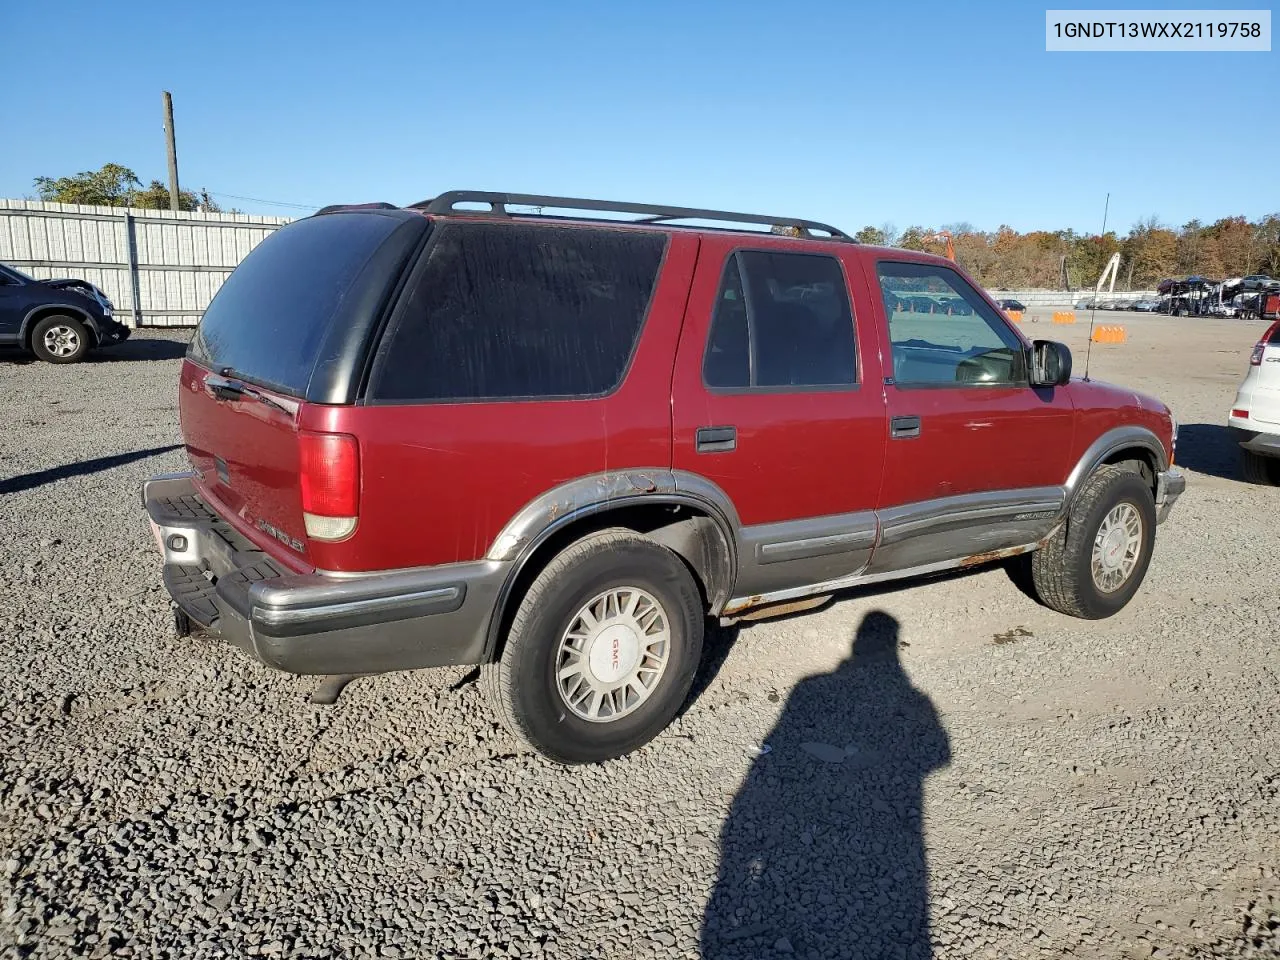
[1229,307,1280,485]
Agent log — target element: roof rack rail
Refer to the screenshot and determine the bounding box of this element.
[314,202,399,216]
[411,191,852,241]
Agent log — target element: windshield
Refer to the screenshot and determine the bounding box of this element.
[2,263,37,283]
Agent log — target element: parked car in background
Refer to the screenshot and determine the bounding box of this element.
[1228,312,1280,484]
[997,298,1026,313]
[0,262,130,363]
[1132,299,1161,312]
[143,190,1186,764]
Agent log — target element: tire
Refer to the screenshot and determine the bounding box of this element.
[1030,464,1157,620]
[30,315,90,363]
[482,528,705,764]
[1240,448,1280,486]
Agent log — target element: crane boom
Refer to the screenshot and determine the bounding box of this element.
[923,230,956,262]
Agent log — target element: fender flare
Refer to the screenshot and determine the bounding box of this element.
[1064,426,1168,505]
[481,470,742,658]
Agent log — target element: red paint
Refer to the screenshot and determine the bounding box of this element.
[881,383,1078,503]
[670,235,888,525]
[178,221,1175,577]
[178,360,313,573]
[855,249,1077,504]
[1062,378,1174,467]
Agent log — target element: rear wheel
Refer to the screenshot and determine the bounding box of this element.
[1240,448,1280,486]
[31,315,90,364]
[1030,465,1157,619]
[483,529,705,764]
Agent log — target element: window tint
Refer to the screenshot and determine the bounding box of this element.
[703,258,750,388]
[702,251,856,390]
[877,261,1027,386]
[189,213,403,396]
[369,222,665,401]
[1,264,34,283]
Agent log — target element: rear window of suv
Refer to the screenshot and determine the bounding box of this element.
[189,212,405,396]
[368,221,666,402]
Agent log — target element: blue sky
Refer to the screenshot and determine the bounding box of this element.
[3,0,1275,234]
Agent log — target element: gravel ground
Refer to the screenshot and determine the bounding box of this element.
[2,316,1278,960]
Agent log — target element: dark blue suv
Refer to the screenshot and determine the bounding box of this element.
[0,262,131,363]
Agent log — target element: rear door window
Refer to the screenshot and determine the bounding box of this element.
[702,250,857,389]
[189,212,405,396]
[367,221,666,402]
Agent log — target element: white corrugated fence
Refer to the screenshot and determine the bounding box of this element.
[0,199,292,327]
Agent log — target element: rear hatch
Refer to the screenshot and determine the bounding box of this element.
[180,208,426,568]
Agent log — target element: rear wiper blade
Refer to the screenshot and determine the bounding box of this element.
[208,369,292,415]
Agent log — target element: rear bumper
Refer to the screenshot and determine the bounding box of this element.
[1155,467,1186,524]
[1229,425,1280,458]
[142,473,507,675]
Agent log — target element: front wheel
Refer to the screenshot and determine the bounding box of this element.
[482,529,705,764]
[31,315,90,363]
[1030,465,1157,619]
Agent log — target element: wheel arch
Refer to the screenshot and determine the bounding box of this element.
[21,305,99,349]
[1065,427,1167,506]
[481,471,740,662]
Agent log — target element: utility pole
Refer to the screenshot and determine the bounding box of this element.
[162,91,180,211]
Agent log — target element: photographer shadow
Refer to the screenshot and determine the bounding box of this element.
[701,610,951,959]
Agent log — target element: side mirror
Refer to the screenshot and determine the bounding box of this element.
[1030,339,1072,387]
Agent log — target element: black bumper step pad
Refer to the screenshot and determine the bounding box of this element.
[162,564,219,629]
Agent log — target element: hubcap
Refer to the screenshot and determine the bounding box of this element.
[1091,502,1143,593]
[555,587,671,723]
[42,325,80,358]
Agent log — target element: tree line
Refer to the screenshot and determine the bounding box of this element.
[853,215,1280,290]
[32,162,229,213]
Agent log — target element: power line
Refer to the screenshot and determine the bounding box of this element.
[205,190,321,211]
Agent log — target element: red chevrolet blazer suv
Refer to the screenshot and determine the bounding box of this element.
[144,191,1185,763]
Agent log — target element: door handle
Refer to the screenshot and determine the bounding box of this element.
[890,415,921,439]
[696,425,737,453]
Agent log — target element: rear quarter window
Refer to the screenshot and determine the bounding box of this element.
[189,212,405,396]
[367,221,667,402]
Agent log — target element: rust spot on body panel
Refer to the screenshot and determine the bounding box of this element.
[731,594,832,622]
[959,543,1034,569]
[722,594,766,617]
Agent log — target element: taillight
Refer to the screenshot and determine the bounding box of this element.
[1232,408,1250,419]
[299,431,359,541]
[1252,320,1280,365]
